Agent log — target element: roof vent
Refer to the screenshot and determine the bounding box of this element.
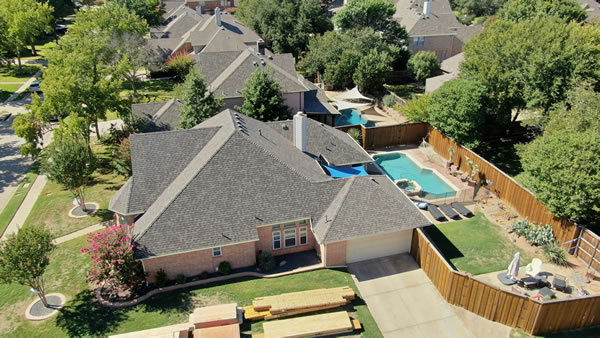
[268,55,273,60]
[260,60,265,66]
[253,61,257,66]
[282,125,289,130]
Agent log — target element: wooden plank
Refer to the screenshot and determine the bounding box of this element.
[352,319,362,330]
[253,287,354,313]
[243,305,270,321]
[263,311,354,338]
[193,323,240,338]
[188,303,238,329]
[263,303,346,320]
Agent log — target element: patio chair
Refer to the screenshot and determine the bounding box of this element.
[552,274,567,292]
[450,202,473,217]
[427,204,446,222]
[460,172,469,182]
[439,204,461,220]
[525,258,542,277]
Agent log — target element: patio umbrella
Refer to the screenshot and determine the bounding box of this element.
[506,252,521,280]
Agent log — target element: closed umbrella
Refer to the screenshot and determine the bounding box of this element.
[506,252,521,280]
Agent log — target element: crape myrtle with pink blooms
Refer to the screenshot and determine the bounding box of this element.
[81,224,145,291]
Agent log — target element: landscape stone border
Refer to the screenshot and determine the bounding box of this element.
[24,293,66,321]
[68,202,99,218]
[96,264,326,309]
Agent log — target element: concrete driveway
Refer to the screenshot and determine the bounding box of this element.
[349,254,482,338]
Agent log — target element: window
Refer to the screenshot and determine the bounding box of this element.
[272,225,281,231]
[284,229,296,247]
[283,221,296,228]
[212,247,222,257]
[273,231,281,250]
[413,37,425,47]
[300,227,307,245]
[299,219,307,225]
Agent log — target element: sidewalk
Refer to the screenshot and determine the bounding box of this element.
[53,223,106,245]
[2,70,41,104]
[0,175,47,240]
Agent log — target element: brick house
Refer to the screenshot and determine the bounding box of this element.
[109,110,431,282]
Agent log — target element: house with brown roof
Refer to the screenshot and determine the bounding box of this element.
[109,110,431,282]
[393,0,482,61]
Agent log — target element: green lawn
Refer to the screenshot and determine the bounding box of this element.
[384,83,425,100]
[0,65,41,82]
[120,78,180,102]
[0,234,381,337]
[424,212,532,275]
[0,163,40,236]
[0,83,24,102]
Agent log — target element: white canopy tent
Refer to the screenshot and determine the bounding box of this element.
[333,100,371,111]
[334,86,372,102]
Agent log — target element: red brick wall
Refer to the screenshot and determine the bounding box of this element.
[143,241,256,283]
[325,241,347,266]
[256,221,316,256]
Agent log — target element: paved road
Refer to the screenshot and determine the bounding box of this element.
[348,254,510,338]
[0,113,31,213]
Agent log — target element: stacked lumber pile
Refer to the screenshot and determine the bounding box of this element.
[188,303,240,329]
[261,311,360,338]
[244,287,355,321]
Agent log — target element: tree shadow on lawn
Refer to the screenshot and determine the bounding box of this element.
[423,225,463,270]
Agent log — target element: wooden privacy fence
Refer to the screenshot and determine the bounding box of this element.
[426,127,579,246]
[411,228,600,335]
[362,123,429,150]
[574,227,600,274]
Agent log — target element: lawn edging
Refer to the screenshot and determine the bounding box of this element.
[96,263,326,309]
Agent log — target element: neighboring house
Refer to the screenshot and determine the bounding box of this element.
[425,52,463,93]
[149,7,261,60]
[393,0,482,61]
[133,48,340,129]
[109,110,432,282]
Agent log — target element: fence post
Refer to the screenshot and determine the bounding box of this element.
[574,226,584,258]
[587,241,599,273]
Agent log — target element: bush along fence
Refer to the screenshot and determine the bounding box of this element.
[411,228,600,335]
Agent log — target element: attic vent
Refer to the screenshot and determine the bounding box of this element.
[252,61,257,66]
[371,178,379,184]
[240,129,249,136]
[268,55,273,60]
[282,125,289,130]
[260,59,265,66]
[449,27,458,31]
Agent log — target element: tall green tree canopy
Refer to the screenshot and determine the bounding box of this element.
[353,49,392,93]
[428,79,487,149]
[460,16,600,123]
[0,0,53,69]
[498,0,587,23]
[237,0,332,56]
[44,136,97,211]
[179,69,224,129]
[237,68,289,122]
[0,225,55,307]
[107,0,165,26]
[407,51,441,82]
[450,0,505,21]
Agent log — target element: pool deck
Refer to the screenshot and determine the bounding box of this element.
[369,144,484,210]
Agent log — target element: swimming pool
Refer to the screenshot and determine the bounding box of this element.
[336,109,375,127]
[374,152,457,200]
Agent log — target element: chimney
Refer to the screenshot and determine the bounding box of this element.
[423,1,431,18]
[256,39,265,55]
[293,112,307,152]
[215,7,222,26]
[196,5,202,15]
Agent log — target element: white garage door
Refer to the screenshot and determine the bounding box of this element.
[346,230,412,263]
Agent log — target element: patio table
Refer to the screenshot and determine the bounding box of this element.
[538,287,555,299]
[520,276,539,289]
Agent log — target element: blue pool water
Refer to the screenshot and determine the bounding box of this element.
[374,152,457,200]
[336,109,375,127]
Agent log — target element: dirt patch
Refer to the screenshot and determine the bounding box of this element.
[190,292,231,308]
[0,299,32,335]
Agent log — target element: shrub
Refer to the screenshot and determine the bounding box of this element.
[347,128,362,146]
[166,51,194,81]
[200,271,209,279]
[511,218,555,246]
[258,251,276,272]
[176,273,187,284]
[155,269,167,288]
[218,261,232,275]
[382,94,397,107]
[543,241,568,266]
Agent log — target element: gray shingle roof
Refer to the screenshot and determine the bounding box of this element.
[195,49,308,98]
[267,119,372,166]
[191,13,261,49]
[132,99,184,131]
[124,110,430,259]
[299,77,340,116]
[313,175,432,243]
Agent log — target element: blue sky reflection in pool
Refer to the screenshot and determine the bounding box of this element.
[374,152,457,200]
[336,109,375,127]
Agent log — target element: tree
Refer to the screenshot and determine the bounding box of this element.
[80,224,145,292]
[179,70,224,129]
[166,51,194,82]
[399,94,431,122]
[498,0,587,23]
[518,131,600,223]
[353,49,392,93]
[12,95,48,158]
[44,137,97,211]
[461,17,600,123]
[428,79,487,149]
[450,0,506,21]
[44,0,75,22]
[237,68,289,122]
[111,33,157,97]
[407,51,441,82]
[323,49,362,89]
[108,0,166,26]
[111,137,132,177]
[0,0,53,71]
[0,226,55,307]
[237,0,332,56]
[542,83,600,135]
[52,115,90,143]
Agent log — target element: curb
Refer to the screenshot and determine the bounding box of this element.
[24,293,66,321]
